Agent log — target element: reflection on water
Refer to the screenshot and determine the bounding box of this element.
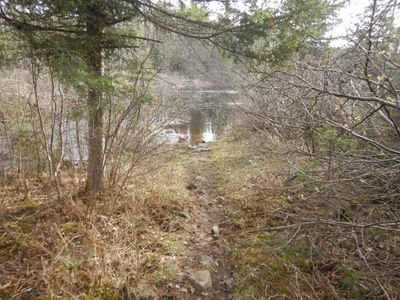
[188,109,218,144]
[202,121,214,143]
[159,91,236,145]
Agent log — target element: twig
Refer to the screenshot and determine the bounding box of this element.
[244,219,400,234]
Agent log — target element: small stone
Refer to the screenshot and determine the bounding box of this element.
[215,196,225,203]
[189,270,212,291]
[133,284,158,300]
[211,225,220,238]
[160,296,176,300]
[194,176,207,185]
[196,146,210,152]
[200,255,214,267]
[338,238,354,251]
[196,190,206,196]
[177,211,191,219]
[184,256,193,264]
[186,183,197,190]
[393,245,400,256]
[205,236,213,243]
[120,285,130,300]
[223,278,234,289]
[223,244,232,255]
[175,272,187,282]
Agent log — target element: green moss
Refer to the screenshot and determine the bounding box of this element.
[0,285,16,300]
[280,239,324,272]
[16,200,37,214]
[315,124,358,153]
[233,282,262,299]
[233,238,291,299]
[279,245,311,272]
[295,173,315,184]
[337,264,371,299]
[243,201,265,213]
[0,234,29,254]
[256,232,271,243]
[19,215,37,233]
[160,234,183,253]
[154,264,177,285]
[82,287,121,300]
[61,222,82,235]
[371,228,391,243]
[0,201,37,256]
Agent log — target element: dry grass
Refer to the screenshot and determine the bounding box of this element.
[0,146,192,299]
[209,128,400,299]
[2,129,400,299]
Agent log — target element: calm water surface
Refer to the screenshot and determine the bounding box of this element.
[162,91,238,145]
[0,90,239,168]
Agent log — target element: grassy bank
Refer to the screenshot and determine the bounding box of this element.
[0,147,192,299]
[208,128,400,299]
[2,129,399,299]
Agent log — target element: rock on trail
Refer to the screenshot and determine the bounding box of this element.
[162,147,234,299]
[189,270,213,291]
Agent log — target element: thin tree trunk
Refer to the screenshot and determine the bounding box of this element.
[75,118,84,169]
[31,60,54,175]
[85,10,104,193]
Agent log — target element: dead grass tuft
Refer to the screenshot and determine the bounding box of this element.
[0,147,192,299]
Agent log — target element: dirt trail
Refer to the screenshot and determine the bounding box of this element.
[168,146,234,300]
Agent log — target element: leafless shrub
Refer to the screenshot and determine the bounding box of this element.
[240,0,400,297]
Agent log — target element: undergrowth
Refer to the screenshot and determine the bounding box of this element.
[0,146,191,299]
[2,129,399,299]
[209,128,400,299]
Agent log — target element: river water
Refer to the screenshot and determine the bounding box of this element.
[0,90,238,169]
[158,90,238,145]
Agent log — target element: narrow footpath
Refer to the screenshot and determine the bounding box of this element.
[165,144,234,300]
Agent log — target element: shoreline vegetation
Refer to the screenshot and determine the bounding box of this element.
[1,0,399,299]
[2,127,400,299]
